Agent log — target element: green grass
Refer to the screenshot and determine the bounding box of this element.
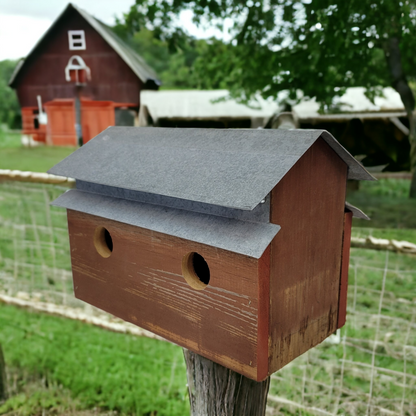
[347,178,416,229]
[0,374,83,416]
[0,304,189,416]
[0,128,75,172]
[0,182,72,301]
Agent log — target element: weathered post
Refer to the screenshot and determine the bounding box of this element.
[49,127,373,412]
[0,344,7,402]
[184,349,270,416]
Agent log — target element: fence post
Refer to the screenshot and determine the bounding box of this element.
[183,349,270,416]
[0,343,7,402]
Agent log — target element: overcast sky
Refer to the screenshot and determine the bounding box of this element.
[0,0,227,61]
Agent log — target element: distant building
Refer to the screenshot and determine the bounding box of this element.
[9,3,160,146]
[138,90,281,129]
[270,88,410,171]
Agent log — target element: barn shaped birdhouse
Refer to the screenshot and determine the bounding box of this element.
[49,127,372,381]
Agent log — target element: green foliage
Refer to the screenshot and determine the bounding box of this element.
[359,178,412,199]
[0,304,189,415]
[0,378,81,416]
[113,25,223,89]
[119,1,416,103]
[347,178,416,229]
[0,60,20,129]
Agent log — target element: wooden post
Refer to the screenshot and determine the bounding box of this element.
[0,343,7,402]
[183,349,270,416]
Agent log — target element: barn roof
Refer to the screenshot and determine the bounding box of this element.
[48,127,374,211]
[9,3,160,87]
[139,90,280,122]
[292,87,405,122]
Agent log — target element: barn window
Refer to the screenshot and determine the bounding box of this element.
[68,30,86,50]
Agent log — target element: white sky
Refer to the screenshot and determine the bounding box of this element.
[0,0,230,61]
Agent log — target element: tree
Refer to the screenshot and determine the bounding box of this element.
[119,0,416,197]
[0,59,20,130]
[112,25,225,89]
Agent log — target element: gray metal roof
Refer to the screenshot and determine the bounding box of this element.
[52,189,280,258]
[345,202,370,220]
[9,3,160,87]
[292,87,405,121]
[48,127,375,211]
[139,90,280,121]
[76,180,271,223]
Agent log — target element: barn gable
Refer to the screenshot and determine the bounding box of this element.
[9,3,160,98]
[9,3,160,108]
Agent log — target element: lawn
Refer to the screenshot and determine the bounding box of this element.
[0,304,188,416]
[347,178,416,230]
[0,128,75,172]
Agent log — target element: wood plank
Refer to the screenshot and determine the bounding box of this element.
[257,246,270,381]
[67,209,269,380]
[337,211,353,329]
[269,137,347,373]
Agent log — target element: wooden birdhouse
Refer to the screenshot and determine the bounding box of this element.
[49,127,372,381]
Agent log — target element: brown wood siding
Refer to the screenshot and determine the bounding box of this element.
[337,211,353,329]
[67,209,270,380]
[268,138,347,374]
[14,8,142,108]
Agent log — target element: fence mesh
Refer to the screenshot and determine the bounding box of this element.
[0,181,415,415]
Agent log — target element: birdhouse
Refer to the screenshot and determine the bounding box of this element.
[49,127,372,381]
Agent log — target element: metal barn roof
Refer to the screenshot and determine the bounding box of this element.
[48,127,374,211]
[9,3,160,87]
[292,87,405,122]
[139,90,280,122]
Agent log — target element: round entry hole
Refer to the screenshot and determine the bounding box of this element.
[182,252,210,290]
[94,226,113,258]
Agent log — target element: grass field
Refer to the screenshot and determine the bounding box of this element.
[0,149,415,414]
[0,305,188,416]
[0,127,75,172]
[347,178,416,230]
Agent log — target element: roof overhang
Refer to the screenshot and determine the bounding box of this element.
[52,189,280,259]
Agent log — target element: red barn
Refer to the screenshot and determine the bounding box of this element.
[9,3,160,146]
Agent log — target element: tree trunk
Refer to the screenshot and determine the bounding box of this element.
[0,344,7,402]
[409,136,416,198]
[383,36,416,197]
[183,349,270,416]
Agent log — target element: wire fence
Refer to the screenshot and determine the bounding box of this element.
[0,180,415,416]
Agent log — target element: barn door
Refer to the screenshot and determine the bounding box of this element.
[44,100,77,146]
[81,100,115,144]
